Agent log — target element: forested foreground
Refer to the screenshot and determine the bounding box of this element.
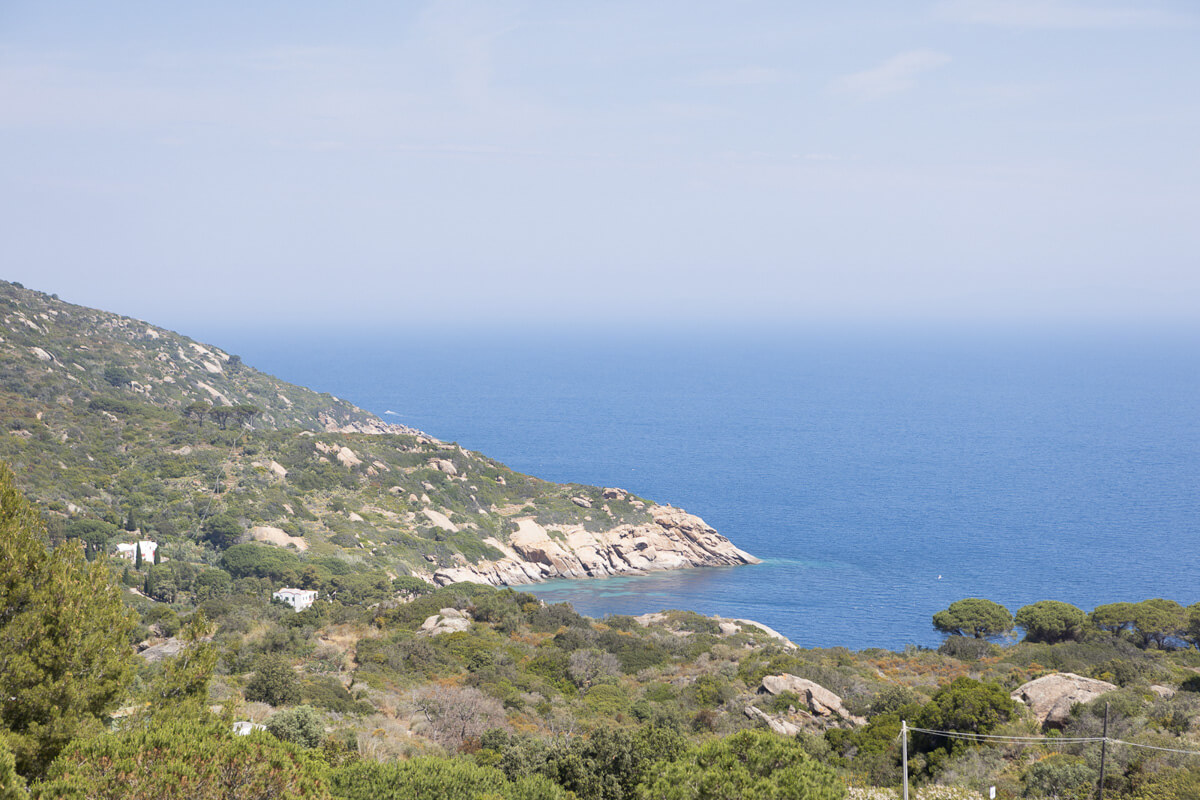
[4,462,1200,800]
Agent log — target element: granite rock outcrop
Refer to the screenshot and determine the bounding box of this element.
[1011,672,1117,726]
[432,506,760,587]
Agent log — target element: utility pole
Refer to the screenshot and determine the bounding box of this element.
[901,719,909,800]
[1098,702,1109,800]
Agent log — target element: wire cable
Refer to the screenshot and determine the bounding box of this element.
[905,727,1105,744]
[903,726,1200,757]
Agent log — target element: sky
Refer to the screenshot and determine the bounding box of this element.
[2,1,1198,334]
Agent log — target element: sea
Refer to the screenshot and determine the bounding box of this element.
[212,325,1200,651]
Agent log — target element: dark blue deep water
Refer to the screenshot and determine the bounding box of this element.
[215,327,1200,651]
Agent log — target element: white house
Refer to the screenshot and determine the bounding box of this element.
[272,587,318,612]
[115,541,157,562]
[233,721,266,736]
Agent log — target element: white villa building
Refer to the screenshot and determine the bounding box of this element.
[115,541,157,562]
[272,587,318,612]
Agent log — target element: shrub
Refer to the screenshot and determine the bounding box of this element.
[34,715,329,800]
[245,655,301,707]
[266,705,325,748]
[636,729,844,800]
[1022,754,1096,800]
[937,635,997,661]
[330,757,569,800]
[221,543,300,582]
[302,677,374,715]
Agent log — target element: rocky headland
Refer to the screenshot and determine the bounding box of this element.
[0,279,757,588]
[430,502,760,587]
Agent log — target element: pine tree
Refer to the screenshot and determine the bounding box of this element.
[134,541,143,570]
[0,462,135,779]
[0,738,28,800]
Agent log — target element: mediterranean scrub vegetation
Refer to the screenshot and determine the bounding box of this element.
[5,454,1200,799]
[5,281,1200,798]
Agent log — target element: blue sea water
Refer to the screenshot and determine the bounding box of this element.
[217,326,1200,651]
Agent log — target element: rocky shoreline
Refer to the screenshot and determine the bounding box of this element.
[428,504,760,587]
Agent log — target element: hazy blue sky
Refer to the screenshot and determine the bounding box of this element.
[3,1,1198,332]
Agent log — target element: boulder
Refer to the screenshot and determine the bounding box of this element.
[1011,673,1118,726]
[745,705,803,736]
[571,496,592,509]
[419,609,472,636]
[1149,684,1176,699]
[759,675,864,724]
[137,637,185,663]
[429,458,458,476]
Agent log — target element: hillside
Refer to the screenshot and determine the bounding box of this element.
[0,279,756,585]
[5,280,1200,800]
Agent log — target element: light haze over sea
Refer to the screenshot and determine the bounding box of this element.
[219,326,1200,651]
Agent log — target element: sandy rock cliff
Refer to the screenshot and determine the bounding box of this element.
[432,505,760,587]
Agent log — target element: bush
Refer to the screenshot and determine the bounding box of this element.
[302,677,373,715]
[221,543,300,582]
[937,635,997,661]
[393,575,434,597]
[636,729,843,800]
[265,705,324,748]
[1022,754,1096,800]
[330,757,569,800]
[245,655,301,707]
[202,514,242,549]
[914,678,1015,757]
[34,715,329,799]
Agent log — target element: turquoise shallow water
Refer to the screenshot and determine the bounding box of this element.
[216,327,1200,650]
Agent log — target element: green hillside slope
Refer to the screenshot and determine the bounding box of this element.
[0,279,751,584]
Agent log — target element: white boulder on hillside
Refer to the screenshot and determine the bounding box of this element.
[420,608,472,636]
[1011,672,1117,726]
[758,674,865,725]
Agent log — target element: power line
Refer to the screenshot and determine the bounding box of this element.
[905,726,1105,744]
[900,716,1200,800]
[1109,739,1200,757]
[903,725,1200,756]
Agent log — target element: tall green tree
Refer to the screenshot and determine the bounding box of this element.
[932,598,1013,639]
[1186,602,1200,649]
[1129,598,1189,648]
[201,513,242,549]
[0,739,28,800]
[145,614,218,713]
[183,400,211,424]
[0,462,134,778]
[1090,602,1138,634]
[1015,600,1088,644]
